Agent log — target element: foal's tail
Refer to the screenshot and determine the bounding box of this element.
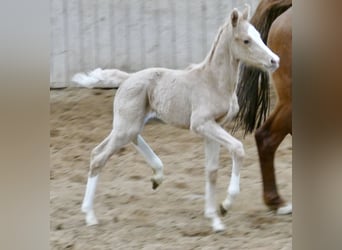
[233,0,292,135]
[71,68,130,88]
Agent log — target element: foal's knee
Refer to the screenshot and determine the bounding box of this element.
[232,141,245,160]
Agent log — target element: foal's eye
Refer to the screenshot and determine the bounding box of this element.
[243,39,250,44]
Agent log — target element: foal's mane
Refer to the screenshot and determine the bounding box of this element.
[206,27,225,63]
[233,0,292,135]
[203,18,232,66]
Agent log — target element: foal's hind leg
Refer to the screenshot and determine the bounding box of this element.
[81,127,141,225]
[255,103,292,214]
[81,80,149,225]
[132,135,164,189]
[81,133,113,225]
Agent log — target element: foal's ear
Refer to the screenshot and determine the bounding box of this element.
[242,4,250,20]
[231,8,239,27]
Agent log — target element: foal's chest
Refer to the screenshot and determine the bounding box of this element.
[201,91,237,125]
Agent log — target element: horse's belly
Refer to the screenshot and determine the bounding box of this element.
[149,86,192,128]
[157,106,191,129]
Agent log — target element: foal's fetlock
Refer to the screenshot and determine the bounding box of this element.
[204,211,226,232]
[82,208,98,226]
[212,217,226,232]
[219,195,235,216]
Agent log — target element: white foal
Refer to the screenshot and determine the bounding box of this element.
[80,5,279,232]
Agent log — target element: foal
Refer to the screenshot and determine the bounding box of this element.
[81,5,279,232]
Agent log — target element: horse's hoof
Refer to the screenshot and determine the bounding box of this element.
[219,204,227,216]
[86,217,98,226]
[152,180,159,190]
[151,176,163,190]
[276,203,292,215]
[82,209,99,226]
[214,226,226,233]
[212,220,226,233]
[85,213,99,226]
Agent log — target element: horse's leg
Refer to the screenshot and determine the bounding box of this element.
[219,143,241,216]
[81,128,139,225]
[81,132,112,225]
[255,103,292,214]
[81,79,150,225]
[204,138,224,231]
[192,120,244,231]
[132,135,164,189]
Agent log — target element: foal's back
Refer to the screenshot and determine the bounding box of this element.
[114,67,197,128]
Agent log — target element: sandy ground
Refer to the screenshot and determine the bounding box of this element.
[50,88,292,250]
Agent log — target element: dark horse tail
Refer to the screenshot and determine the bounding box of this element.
[233,0,292,135]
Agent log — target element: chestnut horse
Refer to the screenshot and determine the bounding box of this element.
[234,0,292,214]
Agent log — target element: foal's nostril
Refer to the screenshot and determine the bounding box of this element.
[268,57,279,71]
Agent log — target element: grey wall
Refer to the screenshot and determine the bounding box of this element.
[50,0,259,87]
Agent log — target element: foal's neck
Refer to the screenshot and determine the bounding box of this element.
[202,24,239,94]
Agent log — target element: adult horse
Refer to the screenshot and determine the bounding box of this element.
[79,5,279,232]
[234,0,292,214]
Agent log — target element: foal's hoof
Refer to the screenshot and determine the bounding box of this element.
[212,219,226,233]
[219,204,228,216]
[151,176,163,190]
[276,203,292,215]
[86,216,99,226]
[213,225,226,233]
[152,180,159,190]
[85,212,99,226]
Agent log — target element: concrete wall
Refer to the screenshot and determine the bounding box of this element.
[50,0,259,87]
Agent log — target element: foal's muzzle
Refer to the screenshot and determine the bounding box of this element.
[266,55,280,72]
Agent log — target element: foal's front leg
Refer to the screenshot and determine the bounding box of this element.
[204,138,225,232]
[192,120,245,230]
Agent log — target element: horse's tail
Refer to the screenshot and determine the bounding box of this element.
[71,68,130,88]
[233,0,292,135]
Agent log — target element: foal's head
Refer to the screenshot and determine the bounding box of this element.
[228,5,279,72]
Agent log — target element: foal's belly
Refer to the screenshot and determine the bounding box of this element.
[148,83,192,129]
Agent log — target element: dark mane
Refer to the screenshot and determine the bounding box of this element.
[233,0,292,135]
